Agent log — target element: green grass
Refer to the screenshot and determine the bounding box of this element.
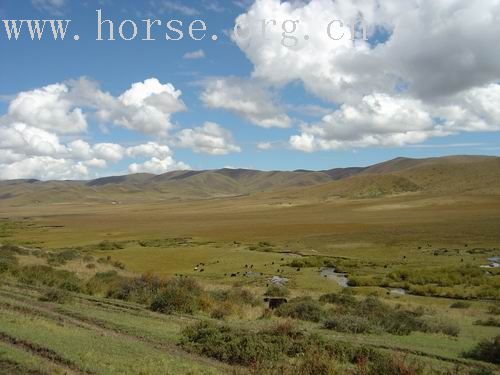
[0,287,222,375]
[1,191,499,373]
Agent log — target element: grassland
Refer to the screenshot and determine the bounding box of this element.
[0,157,499,374]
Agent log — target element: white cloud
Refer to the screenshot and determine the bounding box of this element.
[176,122,241,155]
[0,79,190,180]
[93,143,125,163]
[6,84,87,134]
[129,157,190,174]
[232,0,500,152]
[0,123,67,157]
[290,85,500,152]
[201,77,291,128]
[0,156,88,181]
[127,141,190,174]
[96,78,186,137]
[257,142,273,151]
[234,0,500,103]
[32,0,66,15]
[183,49,205,60]
[127,142,172,159]
[84,158,107,169]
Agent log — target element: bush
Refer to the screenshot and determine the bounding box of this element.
[47,249,79,265]
[275,297,324,322]
[464,336,500,364]
[424,319,460,337]
[39,288,71,304]
[86,270,126,295]
[95,240,124,251]
[296,348,342,375]
[211,306,231,320]
[324,315,374,334]
[359,354,425,375]
[211,287,260,307]
[322,295,452,336]
[14,265,82,292]
[264,285,290,298]
[487,305,500,315]
[450,301,471,309]
[474,318,500,328]
[150,277,205,314]
[180,321,281,366]
[319,291,356,306]
[180,320,422,373]
[0,251,18,273]
[108,273,165,304]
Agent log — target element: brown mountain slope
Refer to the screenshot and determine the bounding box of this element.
[0,155,499,205]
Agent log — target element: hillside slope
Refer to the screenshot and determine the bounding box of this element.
[0,155,499,205]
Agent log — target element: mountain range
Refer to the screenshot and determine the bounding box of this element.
[1,155,499,205]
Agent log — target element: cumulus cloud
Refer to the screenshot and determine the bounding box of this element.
[234,0,500,103]
[290,85,500,152]
[6,84,87,134]
[127,141,190,174]
[95,78,186,137]
[0,156,88,181]
[2,78,186,138]
[232,0,500,151]
[176,122,241,155]
[183,49,206,60]
[0,123,67,157]
[0,78,190,180]
[128,157,190,174]
[200,77,291,128]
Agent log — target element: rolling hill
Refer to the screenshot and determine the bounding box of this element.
[0,155,499,205]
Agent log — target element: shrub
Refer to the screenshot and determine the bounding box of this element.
[322,295,451,337]
[275,297,324,322]
[424,319,460,337]
[47,249,79,265]
[264,285,290,298]
[0,251,18,273]
[464,336,500,364]
[180,321,281,366]
[0,244,29,255]
[39,288,71,304]
[95,241,124,251]
[15,265,81,292]
[319,291,356,306]
[108,273,165,304]
[487,305,500,316]
[324,315,374,334]
[150,277,204,314]
[211,306,231,320]
[211,287,260,307]
[358,354,425,375]
[180,320,421,372]
[296,348,342,375]
[86,270,126,295]
[474,318,500,328]
[450,301,471,309]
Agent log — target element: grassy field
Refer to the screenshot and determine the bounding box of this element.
[0,189,499,374]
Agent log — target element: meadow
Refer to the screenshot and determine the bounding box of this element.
[1,159,500,374]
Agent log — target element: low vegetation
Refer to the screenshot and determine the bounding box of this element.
[464,336,500,364]
[180,320,428,374]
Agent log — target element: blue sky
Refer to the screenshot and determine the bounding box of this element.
[0,0,499,180]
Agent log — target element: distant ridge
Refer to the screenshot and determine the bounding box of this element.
[1,155,499,205]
